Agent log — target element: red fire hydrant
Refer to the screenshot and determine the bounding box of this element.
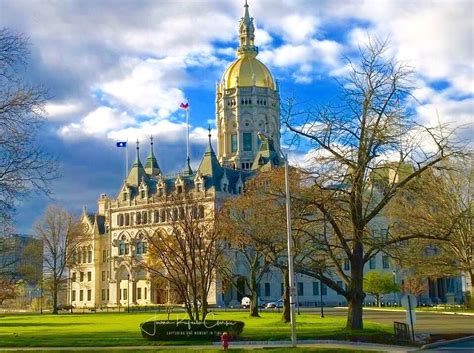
[221,331,229,350]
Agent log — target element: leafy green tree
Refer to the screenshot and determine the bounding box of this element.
[364,271,399,306]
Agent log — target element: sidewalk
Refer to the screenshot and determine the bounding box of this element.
[0,340,419,352]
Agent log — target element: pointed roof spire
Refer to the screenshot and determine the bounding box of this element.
[145,135,161,176]
[127,139,147,186]
[133,139,142,167]
[198,125,221,179]
[243,0,250,21]
[208,124,212,148]
[238,0,257,58]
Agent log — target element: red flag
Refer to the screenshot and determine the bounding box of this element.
[179,102,189,110]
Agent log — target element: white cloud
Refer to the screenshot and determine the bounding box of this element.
[59,106,134,139]
[44,101,84,120]
[99,57,187,117]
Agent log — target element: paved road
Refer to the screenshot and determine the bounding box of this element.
[303,308,474,334]
[419,337,474,352]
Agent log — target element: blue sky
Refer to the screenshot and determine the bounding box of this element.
[1,0,472,233]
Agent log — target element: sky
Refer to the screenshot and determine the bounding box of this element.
[1,0,472,233]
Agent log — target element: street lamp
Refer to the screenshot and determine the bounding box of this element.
[127,274,130,313]
[320,214,327,318]
[392,270,397,307]
[257,132,296,347]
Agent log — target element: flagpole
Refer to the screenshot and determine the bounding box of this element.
[125,138,129,179]
[186,107,190,165]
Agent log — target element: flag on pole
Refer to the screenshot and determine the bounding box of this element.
[179,102,189,110]
[116,141,127,148]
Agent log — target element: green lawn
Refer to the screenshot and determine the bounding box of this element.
[0,311,391,348]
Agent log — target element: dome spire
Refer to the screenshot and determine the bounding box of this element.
[237,0,257,58]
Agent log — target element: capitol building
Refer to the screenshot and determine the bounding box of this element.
[68,2,459,309]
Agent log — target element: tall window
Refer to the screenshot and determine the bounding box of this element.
[87,250,92,263]
[243,132,252,151]
[80,272,84,282]
[102,271,106,281]
[101,289,106,301]
[123,289,128,300]
[137,288,142,300]
[344,259,350,271]
[72,272,76,282]
[382,255,390,269]
[102,250,107,263]
[87,290,91,301]
[125,213,130,226]
[72,290,76,301]
[297,282,304,296]
[119,242,126,255]
[136,212,141,225]
[321,283,327,295]
[87,271,92,281]
[264,283,271,296]
[369,257,376,269]
[231,134,238,152]
[79,290,83,301]
[312,281,319,296]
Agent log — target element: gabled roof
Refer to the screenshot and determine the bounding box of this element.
[252,135,281,171]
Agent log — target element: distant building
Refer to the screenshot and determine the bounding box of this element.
[0,234,43,285]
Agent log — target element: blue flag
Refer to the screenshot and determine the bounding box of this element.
[116,141,127,148]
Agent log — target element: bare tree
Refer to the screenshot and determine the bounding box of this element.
[34,205,83,314]
[142,195,225,321]
[284,37,463,329]
[403,276,428,298]
[0,277,17,305]
[0,28,58,231]
[220,175,285,317]
[388,157,473,306]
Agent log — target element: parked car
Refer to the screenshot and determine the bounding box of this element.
[241,296,266,309]
[265,299,283,309]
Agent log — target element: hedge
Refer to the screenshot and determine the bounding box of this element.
[140,320,245,341]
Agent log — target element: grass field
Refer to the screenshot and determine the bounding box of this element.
[0,311,391,348]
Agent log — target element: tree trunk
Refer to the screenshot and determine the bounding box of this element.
[282,268,290,323]
[52,282,58,315]
[346,251,365,329]
[201,299,208,321]
[249,271,260,317]
[467,270,474,309]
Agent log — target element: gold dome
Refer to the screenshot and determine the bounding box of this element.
[221,54,275,90]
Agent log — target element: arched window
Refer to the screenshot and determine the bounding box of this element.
[118,214,124,227]
[160,209,166,222]
[125,213,130,226]
[171,208,178,221]
[176,185,183,194]
[198,205,205,219]
[82,250,87,263]
[136,212,142,225]
[87,250,92,263]
[142,211,147,224]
